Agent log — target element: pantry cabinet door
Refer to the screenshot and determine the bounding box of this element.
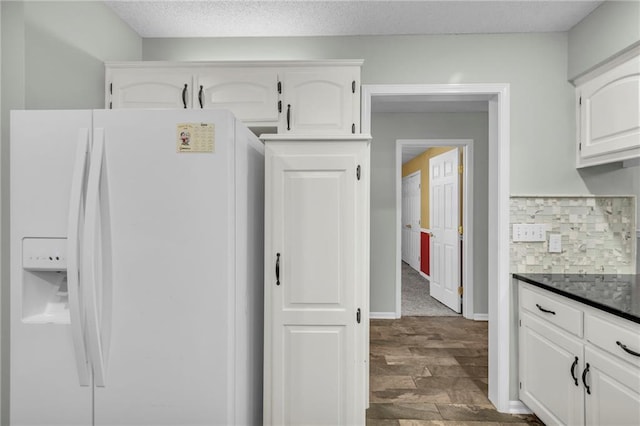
[264,142,367,426]
[196,69,279,124]
[280,68,359,135]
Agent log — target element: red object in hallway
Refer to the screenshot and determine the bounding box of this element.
[421,231,430,276]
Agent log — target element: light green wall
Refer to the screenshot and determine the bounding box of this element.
[145,33,588,314]
[373,112,489,315]
[567,0,640,228]
[568,0,640,80]
[143,33,585,194]
[0,1,142,422]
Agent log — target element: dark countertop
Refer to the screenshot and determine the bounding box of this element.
[513,273,640,325]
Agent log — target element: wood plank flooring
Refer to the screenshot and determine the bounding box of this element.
[367,316,544,425]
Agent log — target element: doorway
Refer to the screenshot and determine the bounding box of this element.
[401,170,420,271]
[399,142,473,317]
[361,84,514,413]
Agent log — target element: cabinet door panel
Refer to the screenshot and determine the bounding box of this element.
[265,143,366,425]
[578,54,640,165]
[281,69,357,134]
[196,69,278,123]
[110,70,193,109]
[519,311,584,426]
[585,345,640,426]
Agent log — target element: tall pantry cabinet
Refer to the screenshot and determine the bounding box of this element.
[262,135,371,426]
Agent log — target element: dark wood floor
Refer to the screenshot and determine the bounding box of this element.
[367,316,543,425]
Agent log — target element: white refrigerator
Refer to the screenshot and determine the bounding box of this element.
[10,109,265,425]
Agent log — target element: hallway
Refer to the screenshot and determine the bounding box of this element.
[401,262,460,317]
[367,316,542,425]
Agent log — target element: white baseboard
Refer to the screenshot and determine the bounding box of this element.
[419,271,431,280]
[370,312,398,319]
[474,313,489,321]
[507,400,532,414]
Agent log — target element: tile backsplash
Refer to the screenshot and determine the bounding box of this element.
[510,196,636,274]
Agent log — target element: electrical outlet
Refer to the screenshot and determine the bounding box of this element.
[548,234,562,253]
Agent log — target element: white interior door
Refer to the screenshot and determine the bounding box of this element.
[266,146,363,425]
[401,172,421,271]
[429,149,461,313]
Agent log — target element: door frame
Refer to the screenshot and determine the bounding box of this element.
[397,141,472,316]
[400,169,421,270]
[361,83,515,413]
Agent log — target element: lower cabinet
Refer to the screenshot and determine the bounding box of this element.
[520,311,585,425]
[263,135,371,426]
[584,345,640,426]
[518,282,640,426]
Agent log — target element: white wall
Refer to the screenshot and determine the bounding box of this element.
[0,1,142,422]
[372,112,489,314]
[567,0,640,232]
[568,0,640,80]
[143,32,595,314]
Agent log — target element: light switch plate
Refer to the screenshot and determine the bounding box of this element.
[512,224,546,242]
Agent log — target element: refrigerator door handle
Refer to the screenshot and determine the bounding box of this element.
[67,129,91,386]
[83,128,108,387]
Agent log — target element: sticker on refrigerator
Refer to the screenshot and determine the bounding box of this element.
[176,123,215,153]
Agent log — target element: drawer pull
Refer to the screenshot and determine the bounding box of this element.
[536,303,556,315]
[616,340,640,357]
[570,356,579,386]
[582,363,591,395]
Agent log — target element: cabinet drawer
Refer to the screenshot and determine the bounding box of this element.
[585,312,640,368]
[520,285,583,337]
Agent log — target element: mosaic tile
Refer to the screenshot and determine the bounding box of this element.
[510,196,636,274]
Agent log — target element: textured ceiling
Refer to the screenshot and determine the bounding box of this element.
[105,0,604,38]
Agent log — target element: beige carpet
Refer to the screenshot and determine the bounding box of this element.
[401,262,460,317]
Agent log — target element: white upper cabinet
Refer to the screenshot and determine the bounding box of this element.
[109,69,193,109]
[195,68,279,125]
[279,67,360,135]
[575,49,640,168]
[106,61,363,135]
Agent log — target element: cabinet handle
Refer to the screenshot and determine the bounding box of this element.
[570,356,579,386]
[581,363,591,395]
[616,341,640,357]
[287,104,291,131]
[182,84,188,109]
[535,303,556,315]
[275,253,280,286]
[198,85,204,108]
[356,308,361,324]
